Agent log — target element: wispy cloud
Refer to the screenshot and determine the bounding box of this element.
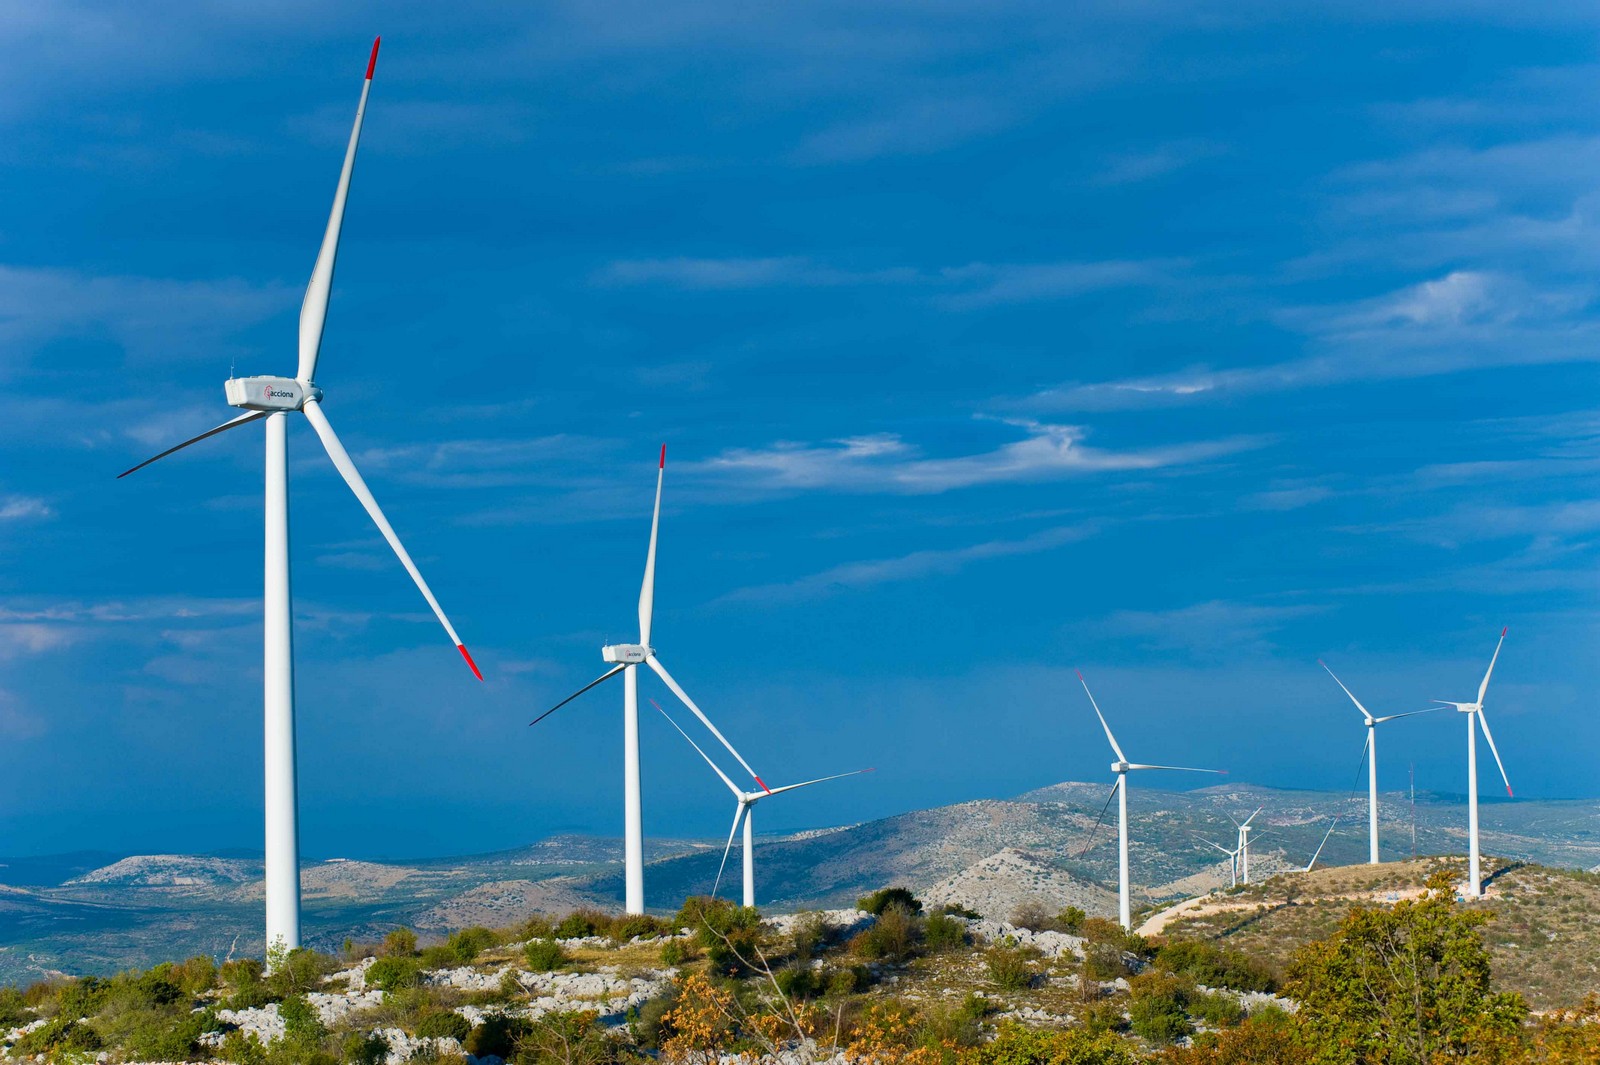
[0,495,52,521]
[0,263,291,375]
[692,417,1257,495]
[1100,600,1325,659]
[1025,270,1598,410]
[595,257,914,290]
[717,523,1097,604]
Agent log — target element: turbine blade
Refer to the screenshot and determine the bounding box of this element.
[1076,670,1127,762]
[1241,806,1264,828]
[1477,710,1513,797]
[649,697,741,797]
[711,802,746,900]
[1319,659,1375,723]
[638,445,664,645]
[529,665,625,726]
[1126,764,1226,774]
[1477,627,1507,707]
[1307,817,1338,872]
[116,411,267,478]
[645,654,768,792]
[297,37,380,383]
[762,767,874,797]
[1075,778,1121,858]
[1372,706,1448,724]
[302,399,480,679]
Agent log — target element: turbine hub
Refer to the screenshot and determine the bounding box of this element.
[225,376,319,412]
[602,643,650,664]
[1111,761,1129,774]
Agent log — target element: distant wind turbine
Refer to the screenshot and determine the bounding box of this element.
[1320,660,1442,865]
[1228,807,1264,883]
[531,449,766,914]
[1078,671,1226,929]
[1304,817,1338,873]
[653,700,871,907]
[118,39,482,960]
[1435,628,1514,898]
[1200,836,1242,888]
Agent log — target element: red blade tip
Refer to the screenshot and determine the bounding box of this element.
[754,775,771,794]
[366,37,381,80]
[458,643,482,681]
[1501,626,1508,637]
[1506,786,1514,797]
[659,444,666,469]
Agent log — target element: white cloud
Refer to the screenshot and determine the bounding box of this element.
[718,523,1097,604]
[0,495,52,521]
[693,418,1257,495]
[1101,600,1325,659]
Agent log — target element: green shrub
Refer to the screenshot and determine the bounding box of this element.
[417,1009,473,1041]
[554,908,609,939]
[933,903,982,919]
[676,896,763,975]
[853,903,922,962]
[610,913,670,943]
[1155,939,1277,993]
[445,926,499,964]
[0,986,27,1027]
[266,948,338,997]
[789,911,830,961]
[1081,999,1127,1035]
[773,965,818,1000]
[519,1010,613,1065]
[341,1030,389,1065]
[366,955,425,994]
[924,912,969,952]
[221,958,273,1009]
[176,954,219,995]
[524,938,569,972]
[56,975,112,1017]
[15,1017,103,1054]
[510,915,553,942]
[123,1006,214,1061]
[465,1014,525,1058]
[1128,971,1194,1045]
[856,887,923,916]
[985,942,1042,991]
[280,994,328,1042]
[660,938,692,966]
[383,928,420,957]
[1190,988,1245,1027]
[421,944,462,969]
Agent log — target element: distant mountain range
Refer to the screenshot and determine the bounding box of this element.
[2,782,1596,984]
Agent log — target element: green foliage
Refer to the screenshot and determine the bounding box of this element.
[1188,989,1244,1028]
[676,896,764,975]
[933,903,983,920]
[659,937,692,966]
[511,915,554,942]
[266,947,338,997]
[341,1030,389,1065]
[176,954,220,995]
[121,1006,215,1061]
[524,938,569,972]
[222,958,274,1009]
[514,1009,616,1065]
[1080,999,1128,1036]
[857,886,923,916]
[1010,902,1087,934]
[962,1021,1141,1064]
[1157,1006,1311,1064]
[986,941,1043,991]
[0,985,28,1027]
[789,910,830,961]
[279,993,328,1042]
[1288,883,1528,1065]
[919,992,991,1049]
[1128,971,1195,1045]
[445,925,499,964]
[366,955,426,994]
[417,1009,473,1041]
[609,913,671,943]
[925,911,970,952]
[1155,939,1277,993]
[383,927,420,957]
[1081,918,1141,980]
[465,1013,527,1058]
[773,965,820,1000]
[554,908,610,939]
[853,903,924,962]
[56,974,112,1017]
[15,1016,104,1055]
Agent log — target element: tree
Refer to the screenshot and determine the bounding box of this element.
[1287,874,1527,1065]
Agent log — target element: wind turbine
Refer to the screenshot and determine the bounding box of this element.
[531,448,767,914]
[118,39,482,960]
[1435,628,1513,898]
[1200,837,1242,888]
[1228,807,1264,884]
[1320,660,1441,865]
[1078,671,1225,929]
[1304,817,1338,873]
[653,700,870,907]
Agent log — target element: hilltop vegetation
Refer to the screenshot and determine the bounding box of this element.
[5,870,1600,1064]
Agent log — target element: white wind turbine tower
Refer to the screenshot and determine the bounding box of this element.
[1227,807,1264,884]
[1435,628,1513,898]
[1200,837,1242,888]
[653,700,871,907]
[119,39,481,959]
[1320,660,1441,865]
[531,448,767,914]
[1078,671,1226,929]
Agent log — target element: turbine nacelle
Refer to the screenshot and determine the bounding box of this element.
[602,643,651,664]
[1111,761,1131,774]
[225,376,320,413]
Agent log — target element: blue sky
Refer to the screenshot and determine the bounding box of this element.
[2,1,1598,859]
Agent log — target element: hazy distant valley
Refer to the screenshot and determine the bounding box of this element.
[5,781,1596,984]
